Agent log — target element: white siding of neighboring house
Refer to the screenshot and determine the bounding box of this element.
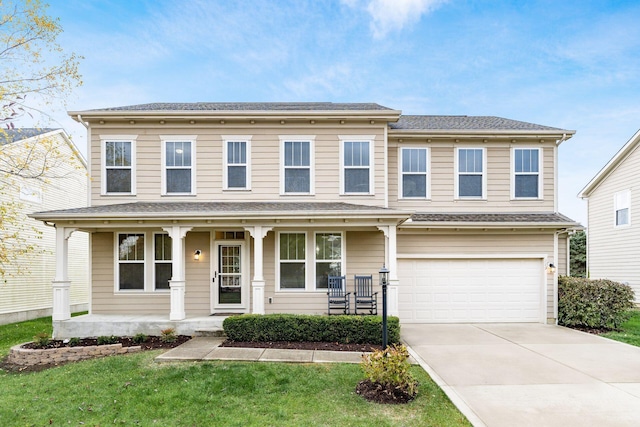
[0,132,89,324]
[586,143,640,301]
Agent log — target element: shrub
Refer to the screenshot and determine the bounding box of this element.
[558,276,635,330]
[160,328,177,343]
[32,332,51,348]
[223,314,400,345]
[68,337,81,347]
[97,335,119,345]
[361,344,417,396]
[132,333,148,344]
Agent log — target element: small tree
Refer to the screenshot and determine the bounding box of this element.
[0,0,82,128]
[0,0,82,279]
[570,230,587,278]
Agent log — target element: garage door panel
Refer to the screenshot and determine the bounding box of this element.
[399,259,543,323]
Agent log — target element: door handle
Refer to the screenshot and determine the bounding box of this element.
[212,271,217,283]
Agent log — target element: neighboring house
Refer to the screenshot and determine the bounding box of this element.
[30,103,581,338]
[579,129,640,301]
[0,128,89,324]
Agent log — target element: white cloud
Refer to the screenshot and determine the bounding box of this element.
[364,0,448,39]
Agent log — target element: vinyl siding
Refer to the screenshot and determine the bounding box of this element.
[397,231,557,320]
[264,229,385,314]
[185,232,211,314]
[0,134,88,324]
[91,125,387,206]
[389,140,556,212]
[587,144,640,300]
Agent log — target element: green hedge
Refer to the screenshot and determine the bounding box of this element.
[558,276,635,330]
[223,314,400,345]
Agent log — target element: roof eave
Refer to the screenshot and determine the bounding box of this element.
[389,129,575,139]
[30,209,412,222]
[69,109,403,122]
[579,128,640,198]
[400,221,583,230]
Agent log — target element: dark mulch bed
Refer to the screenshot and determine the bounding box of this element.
[21,335,191,351]
[221,340,382,352]
[355,379,417,404]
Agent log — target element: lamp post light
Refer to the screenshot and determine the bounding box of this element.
[379,264,389,349]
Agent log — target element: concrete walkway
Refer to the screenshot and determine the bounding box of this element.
[402,323,640,427]
[154,337,367,364]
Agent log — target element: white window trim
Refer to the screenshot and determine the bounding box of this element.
[161,135,197,196]
[222,135,252,191]
[114,231,146,293]
[279,135,315,195]
[153,232,172,292]
[101,135,137,196]
[511,147,543,200]
[614,189,631,228]
[398,146,430,199]
[454,147,487,200]
[276,231,308,292]
[313,231,345,291]
[339,135,375,195]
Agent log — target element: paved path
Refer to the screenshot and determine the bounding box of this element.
[154,337,366,364]
[401,323,640,427]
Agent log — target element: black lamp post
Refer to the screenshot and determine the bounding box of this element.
[379,264,389,348]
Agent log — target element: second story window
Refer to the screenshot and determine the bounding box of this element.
[456,148,485,199]
[342,139,373,194]
[514,148,541,198]
[224,137,251,190]
[102,136,136,195]
[281,137,314,194]
[162,137,196,195]
[401,147,428,198]
[615,190,631,227]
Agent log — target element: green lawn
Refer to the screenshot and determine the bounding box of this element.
[0,317,470,426]
[602,310,640,347]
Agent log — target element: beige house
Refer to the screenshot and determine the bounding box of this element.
[579,129,640,301]
[30,103,580,338]
[0,128,88,324]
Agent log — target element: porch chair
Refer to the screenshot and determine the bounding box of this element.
[354,274,378,315]
[327,275,350,315]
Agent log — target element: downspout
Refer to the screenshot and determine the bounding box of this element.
[554,133,568,213]
[76,115,91,208]
[384,124,389,208]
[553,229,560,324]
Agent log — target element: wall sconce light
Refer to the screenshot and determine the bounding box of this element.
[547,263,556,274]
[194,250,202,261]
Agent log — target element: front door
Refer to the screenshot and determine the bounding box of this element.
[213,242,247,311]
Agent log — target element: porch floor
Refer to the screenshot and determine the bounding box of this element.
[53,314,227,339]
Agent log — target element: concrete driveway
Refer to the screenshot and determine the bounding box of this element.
[401,323,640,427]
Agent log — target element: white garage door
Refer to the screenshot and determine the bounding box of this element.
[398,258,543,323]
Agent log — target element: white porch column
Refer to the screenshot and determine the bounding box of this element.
[245,226,272,314]
[378,225,399,316]
[163,226,192,321]
[52,226,76,321]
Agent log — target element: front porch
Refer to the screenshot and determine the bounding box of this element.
[53,314,228,339]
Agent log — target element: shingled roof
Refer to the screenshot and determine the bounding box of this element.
[391,115,570,132]
[85,102,395,112]
[31,201,411,221]
[0,128,57,145]
[409,212,580,227]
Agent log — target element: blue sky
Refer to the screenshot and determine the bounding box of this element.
[33,0,640,225]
